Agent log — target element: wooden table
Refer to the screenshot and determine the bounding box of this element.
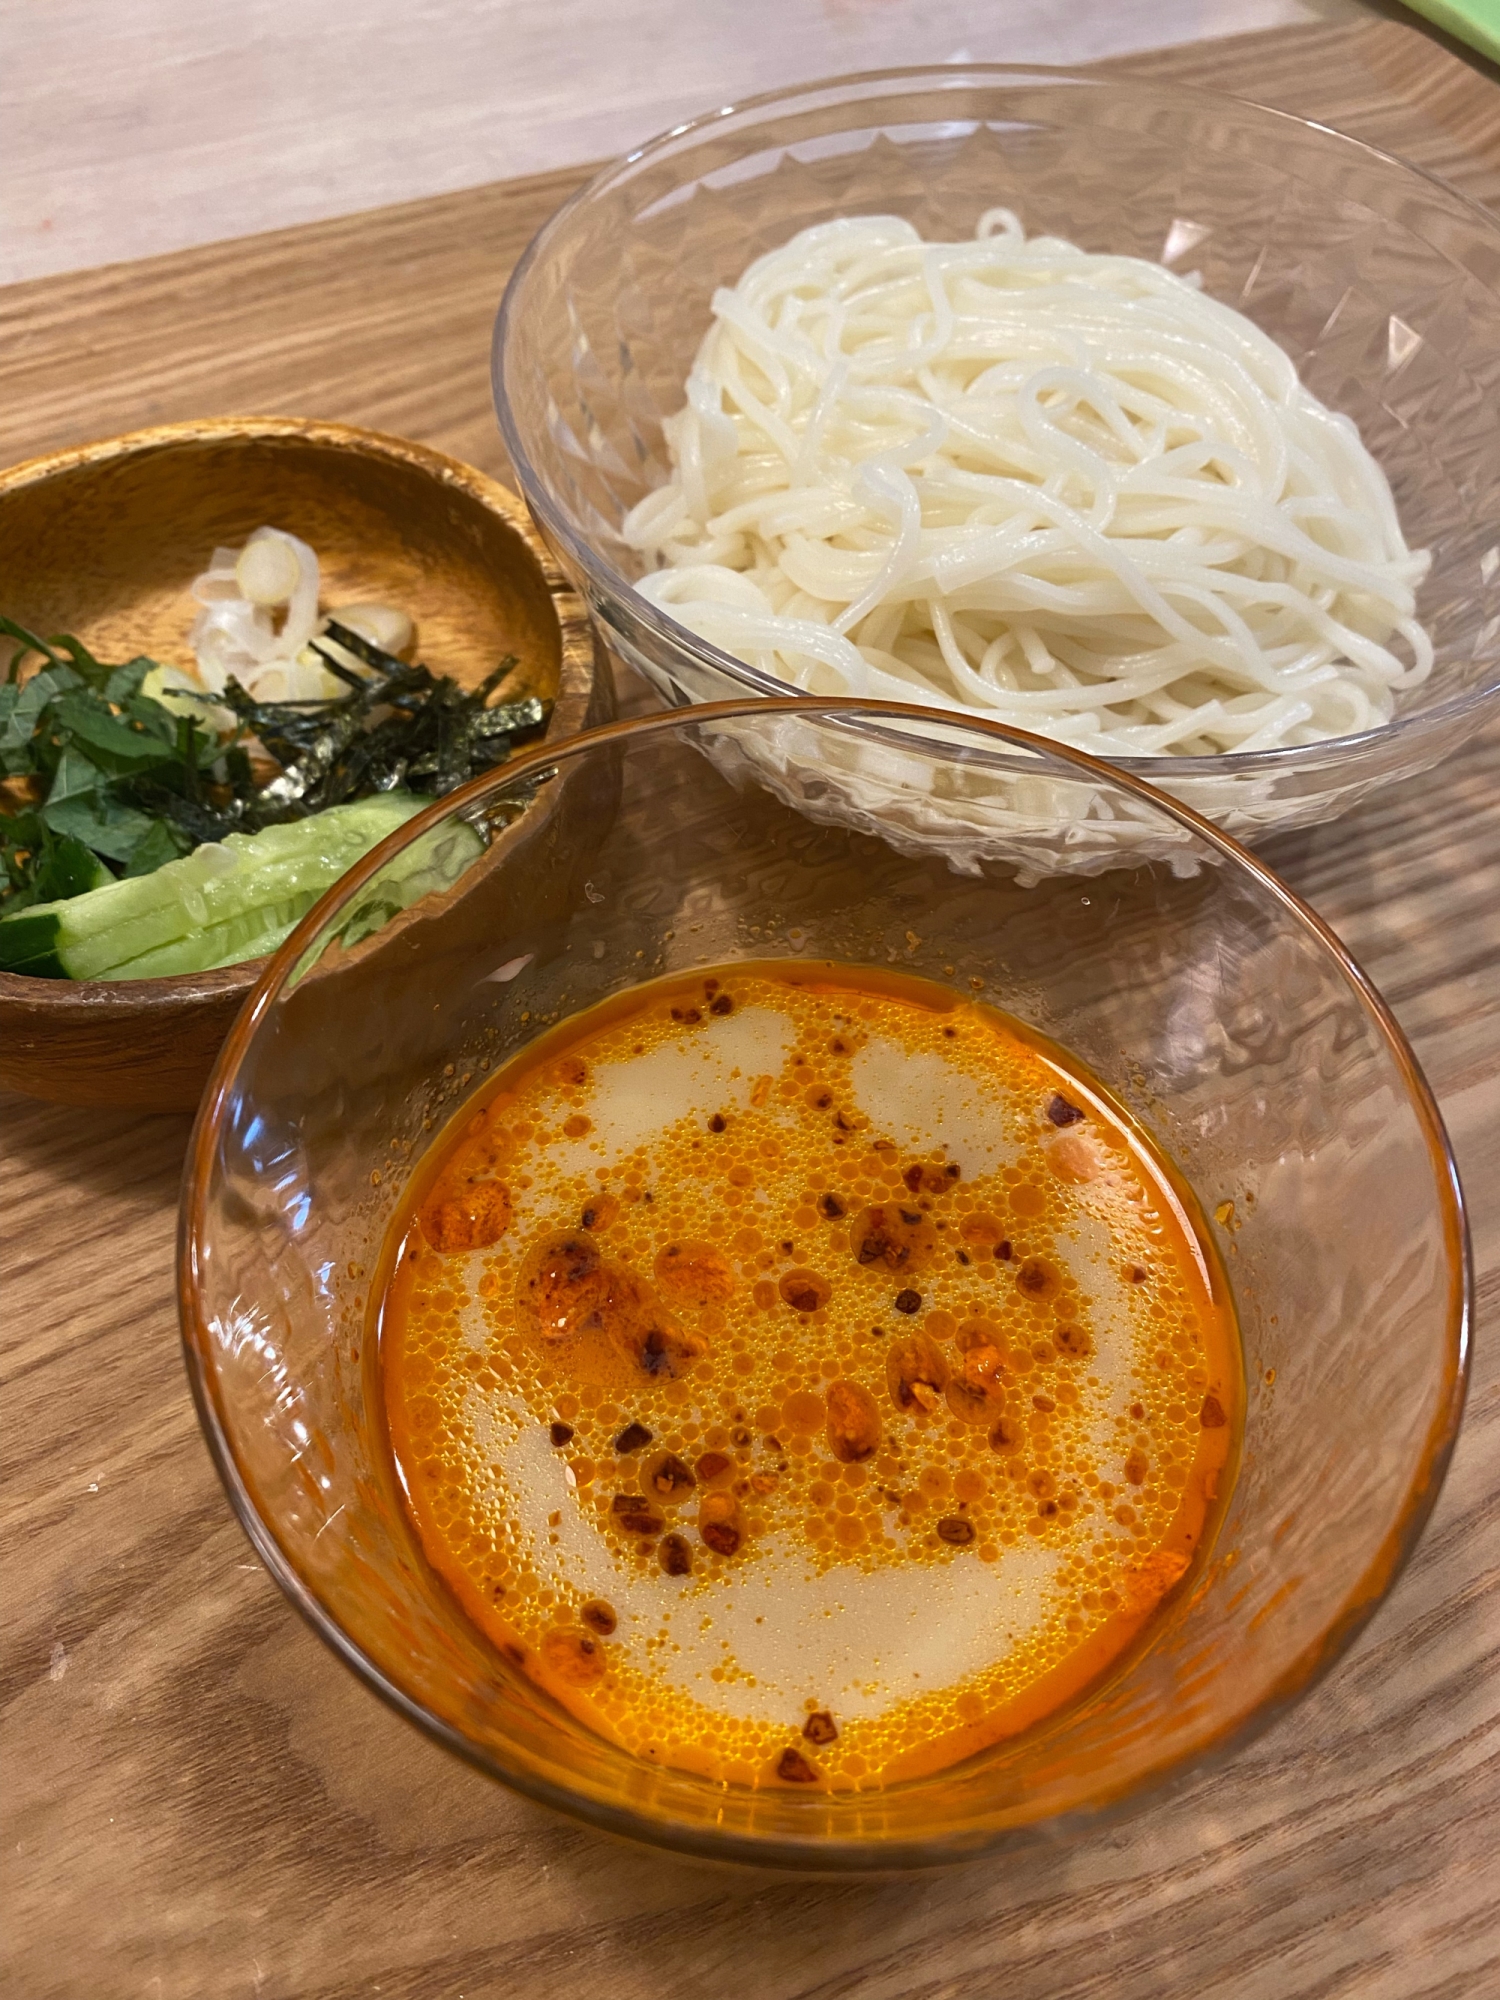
[4,17,1499,1998]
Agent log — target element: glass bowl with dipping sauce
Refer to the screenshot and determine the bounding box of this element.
[493,69,1500,863]
[179,699,1469,1869]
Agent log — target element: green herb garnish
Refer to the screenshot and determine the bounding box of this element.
[0,614,549,914]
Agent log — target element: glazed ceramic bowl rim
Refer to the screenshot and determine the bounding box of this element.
[178,694,1472,1870]
[493,63,1500,781]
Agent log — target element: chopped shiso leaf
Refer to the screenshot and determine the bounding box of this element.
[0,613,549,957]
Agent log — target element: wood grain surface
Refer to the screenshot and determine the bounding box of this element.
[4,17,1500,1999]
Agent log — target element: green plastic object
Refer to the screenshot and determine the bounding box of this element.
[1399,0,1500,64]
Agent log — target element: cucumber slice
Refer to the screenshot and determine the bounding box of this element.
[0,909,73,977]
[0,793,463,981]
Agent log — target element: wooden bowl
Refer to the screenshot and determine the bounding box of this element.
[0,416,610,1110]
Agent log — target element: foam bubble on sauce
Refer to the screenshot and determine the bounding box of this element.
[652,1540,1061,1723]
[479,1379,1064,1725]
[530,1005,793,1172]
[849,1035,1024,1179]
[386,964,1238,1789]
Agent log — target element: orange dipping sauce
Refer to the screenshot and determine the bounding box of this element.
[379,963,1239,1790]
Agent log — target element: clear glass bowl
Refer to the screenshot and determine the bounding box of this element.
[180,700,1470,1870]
[493,68,1500,861]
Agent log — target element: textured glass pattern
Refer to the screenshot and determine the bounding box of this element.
[181,702,1469,1869]
[495,71,1500,853]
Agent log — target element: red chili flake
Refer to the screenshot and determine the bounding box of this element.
[996,1240,1013,1261]
[779,1270,831,1313]
[1199,1394,1228,1429]
[894,1289,921,1314]
[670,1006,702,1024]
[902,1164,925,1193]
[937,1516,975,1545]
[659,1533,693,1576]
[701,1517,742,1557]
[820,1193,846,1219]
[695,1451,733,1482]
[776,1747,819,1783]
[638,1330,673,1377]
[802,1711,838,1745]
[1046,1093,1085,1126]
[549,1421,574,1447]
[708,1113,727,1133]
[1128,1264,1148,1283]
[613,1498,665,1535]
[614,1421,653,1453]
[580,1600,617,1635]
[709,994,734,1016]
[650,1453,697,1497]
[1017,1257,1055,1295]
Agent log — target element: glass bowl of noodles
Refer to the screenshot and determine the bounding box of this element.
[493,67,1500,870]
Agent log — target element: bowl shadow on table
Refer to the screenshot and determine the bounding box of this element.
[185,703,1462,1888]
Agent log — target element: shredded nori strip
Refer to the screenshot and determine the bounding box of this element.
[0,611,550,909]
[223,620,548,816]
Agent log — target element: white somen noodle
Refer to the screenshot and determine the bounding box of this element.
[624,214,1431,760]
